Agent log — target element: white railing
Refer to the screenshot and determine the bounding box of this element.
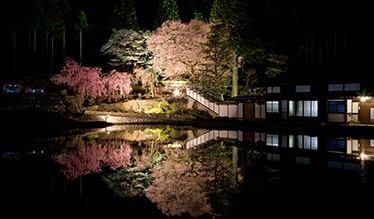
[186,88,243,119]
[185,130,243,149]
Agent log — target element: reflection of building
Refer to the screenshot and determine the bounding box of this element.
[186,128,374,174]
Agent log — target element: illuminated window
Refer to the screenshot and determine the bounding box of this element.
[289,101,295,116]
[266,101,279,113]
[266,134,279,146]
[296,85,310,92]
[267,86,280,93]
[303,135,318,150]
[328,84,343,91]
[289,100,318,117]
[344,83,360,91]
[296,135,318,150]
[288,135,295,148]
[328,138,346,153]
[370,108,374,120]
[328,101,345,113]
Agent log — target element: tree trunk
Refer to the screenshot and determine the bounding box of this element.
[231,52,239,97]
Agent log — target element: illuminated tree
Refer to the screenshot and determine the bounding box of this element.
[133,67,158,98]
[197,19,233,100]
[146,19,211,81]
[50,57,106,100]
[207,0,288,97]
[100,29,153,72]
[102,69,133,101]
[51,57,133,103]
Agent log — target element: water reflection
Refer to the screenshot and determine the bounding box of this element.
[1,124,374,217]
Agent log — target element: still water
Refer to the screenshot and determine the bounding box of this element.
[1,123,373,218]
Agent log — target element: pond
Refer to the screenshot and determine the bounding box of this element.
[1,123,373,218]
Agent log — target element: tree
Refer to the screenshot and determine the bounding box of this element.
[43,1,66,75]
[197,19,234,101]
[146,19,211,81]
[50,57,106,100]
[51,57,133,102]
[153,0,180,29]
[101,69,133,101]
[133,67,158,98]
[113,0,139,31]
[74,10,88,63]
[100,29,153,72]
[207,0,288,97]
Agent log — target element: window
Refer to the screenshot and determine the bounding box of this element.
[329,83,360,91]
[328,84,343,91]
[266,101,279,113]
[267,86,280,93]
[289,101,295,116]
[344,83,360,91]
[295,135,318,150]
[328,138,346,153]
[296,85,310,93]
[266,134,279,146]
[328,101,345,113]
[303,135,318,150]
[289,100,318,117]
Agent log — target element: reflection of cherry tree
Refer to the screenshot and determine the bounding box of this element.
[146,148,212,218]
[103,141,132,170]
[102,145,162,198]
[54,141,132,181]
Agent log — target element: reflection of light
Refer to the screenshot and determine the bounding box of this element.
[360,152,367,160]
[100,115,110,122]
[360,96,370,102]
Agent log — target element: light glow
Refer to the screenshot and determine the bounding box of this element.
[360,96,370,102]
[360,152,367,160]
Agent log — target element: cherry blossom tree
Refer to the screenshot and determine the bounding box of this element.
[50,57,106,100]
[146,19,211,81]
[102,69,133,101]
[133,67,158,97]
[51,57,133,102]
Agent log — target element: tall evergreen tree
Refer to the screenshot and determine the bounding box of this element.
[207,0,287,97]
[113,0,139,31]
[153,0,180,29]
[74,10,88,64]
